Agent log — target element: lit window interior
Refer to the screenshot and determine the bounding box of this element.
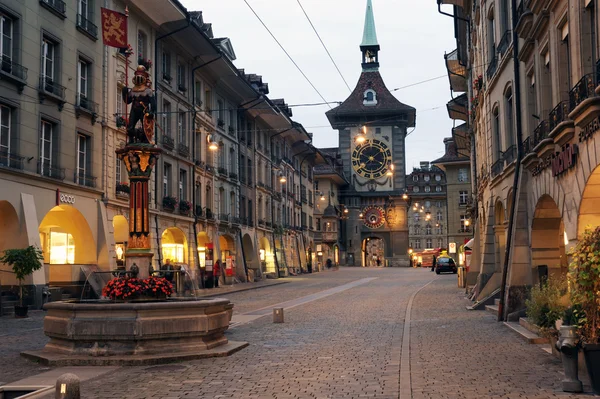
[49,231,75,264]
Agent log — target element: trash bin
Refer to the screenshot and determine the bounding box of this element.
[458,267,466,288]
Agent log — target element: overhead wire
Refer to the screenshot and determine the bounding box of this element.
[295,0,352,92]
[242,0,332,109]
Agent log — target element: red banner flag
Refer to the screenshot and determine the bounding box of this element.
[101,7,128,48]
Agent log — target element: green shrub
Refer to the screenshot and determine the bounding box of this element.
[526,278,569,333]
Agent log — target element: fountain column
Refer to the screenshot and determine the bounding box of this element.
[116,144,162,278]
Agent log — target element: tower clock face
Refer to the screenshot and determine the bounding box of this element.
[351,139,392,179]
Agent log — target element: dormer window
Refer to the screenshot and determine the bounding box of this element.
[363,89,377,106]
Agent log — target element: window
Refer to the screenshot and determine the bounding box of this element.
[459,190,469,205]
[177,63,185,90]
[436,211,443,221]
[240,154,245,183]
[375,128,381,134]
[414,240,421,250]
[178,112,186,144]
[206,184,212,211]
[78,0,89,19]
[217,99,224,123]
[413,186,420,193]
[436,225,443,235]
[424,186,431,192]
[163,101,171,136]
[425,201,431,208]
[137,31,147,59]
[247,159,252,185]
[116,85,124,122]
[458,168,469,182]
[437,239,443,248]
[436,201,442,208]
[0,104,10,155]
[424,175,430,182]
[435,174,441,181]
[205,89,212,112]
[436,185,442,192]
[1,14,13,65]
[40,120,54,175]
[76,134,90,184]
[487,14,496,63]
[309,216,313,229]
[163,163,171,197]
[493,107,501,159]
[363,89,377,105]
[425,225,432,235]
[426,239,432,249]
[316,218,321,231]
[162,51,171,79]
[77,59,90,106]
[460,215,468,230]
[179,169,186,200]
[504,88,514,149]
[49,231,74,264]
[248,199,253,224]
[230,191,236,217]
[412,175,418,182]
[414,213,420,222]
[42,38,56,82]
[115,156,121,184]
[219,188,226,215]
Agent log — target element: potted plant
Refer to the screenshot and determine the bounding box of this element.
[179,200,192,215]
[116,182,130,195]
[556,306,583,392]
[568,226,600,394]
[525,277,568,354]
[162,196,178,211]
[0,246,44,318]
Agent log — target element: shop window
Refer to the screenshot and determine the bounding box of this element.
[162,244,184,263]
[49,231,75,264]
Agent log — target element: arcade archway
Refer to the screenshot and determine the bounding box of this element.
[218,234,235,262]
[531,195,566,284]
[578,165,600,239]
[196,232,210,268]
[242,234,257,270]
[161,227,187,264]
[362,237,385,267]
[259,236,275,274]
[0,201,25,285]
[39,205,96,283]
[494,200,506,272]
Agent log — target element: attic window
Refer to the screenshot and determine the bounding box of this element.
[363,89,377,106]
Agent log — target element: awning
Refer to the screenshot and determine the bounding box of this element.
[452,123,471,158]
[446,93,468,121]
[464,238,474,251]
[445,49,467,92]
[129,0,187,25]
[437,0,468,8]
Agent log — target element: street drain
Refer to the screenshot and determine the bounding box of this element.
[145,365,188,372]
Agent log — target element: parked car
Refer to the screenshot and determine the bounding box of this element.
[435,256,457,274]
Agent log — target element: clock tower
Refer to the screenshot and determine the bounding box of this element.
[325,0,416,267]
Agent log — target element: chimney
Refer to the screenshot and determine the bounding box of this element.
[419,161,430,170]
[443,137,457,156]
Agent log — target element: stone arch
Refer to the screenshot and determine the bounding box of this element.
[0,201,26,285]
[39,205,97,283]
[161,227,188,264]
[361,235,385,267]
[242,233,257,271]
[531,195,567,283]
[259,236,275,274]
[577,163,600,239]
[218,234,236,265]
[493,199,506,272]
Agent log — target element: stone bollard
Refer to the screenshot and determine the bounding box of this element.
[55,373,80,399]
[273,307,284,323]
[557,326,583,393]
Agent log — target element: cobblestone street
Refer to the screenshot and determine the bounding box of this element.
[1,268,596,398]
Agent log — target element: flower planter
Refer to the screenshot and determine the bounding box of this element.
[14,305,28,318]
[584,344,600,394]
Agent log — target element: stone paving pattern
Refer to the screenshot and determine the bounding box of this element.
[1,268,597,398]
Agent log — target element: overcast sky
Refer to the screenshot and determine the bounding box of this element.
[180,0,457,171]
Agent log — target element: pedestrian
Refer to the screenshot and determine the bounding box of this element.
[162,259,174,282]
[213,259,220,288]
[376,257,381,267]
[431,255,437,272]
[326,258,332,269]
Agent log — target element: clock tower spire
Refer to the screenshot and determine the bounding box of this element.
[361,0,380,71]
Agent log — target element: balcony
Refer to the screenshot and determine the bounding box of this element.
[217,119,225,129]
[76,14,98,40]
[38,162,65,181]
[195,160,205,169]
[178,143,189,157]
[218,167,228,175]
[497,31,512,59]
[444,49,468,93]
[75,172,97,188]
[0,57,27,92]
[40,0,66,18]
[231,217,241,226]
[258,219,266,227]
[523,136,532,154]
[531,120,553,158]
[206,209,215,220]
[38,76,66,110]
[569,72,600,127]
[491,159,504,178]
[548,100,574,145]
[162,135,174,151]
[503,144,517,165]
[515,0,534,39]
[446,93,468,121]
[219,214,230,223]
[75,94,98,123]
[486,55,498,80]
[322,232,338,243]
[0,151,24,171]
[195,206,204,218]
[228,126,235,135]
[458,227,471,234]
[229,172,238,181]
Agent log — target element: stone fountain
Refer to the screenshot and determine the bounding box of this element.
[22,62,246,366]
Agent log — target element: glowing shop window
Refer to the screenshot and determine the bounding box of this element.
[197,247,206,268]
[49,231,75,264]
[162,243,184,263]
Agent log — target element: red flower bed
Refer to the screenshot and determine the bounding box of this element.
[102,276,174,300]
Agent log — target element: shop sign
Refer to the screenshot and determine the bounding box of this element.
[449,242,457,254]
[532,144,578,178]
[579,116,600,142]
[551,143,578,177]
[56,189,75,205]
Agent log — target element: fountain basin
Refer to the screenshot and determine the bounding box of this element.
[21,298,248,366]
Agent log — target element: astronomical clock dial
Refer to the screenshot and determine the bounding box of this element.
[351,139,392,179]
[363,206,386,229]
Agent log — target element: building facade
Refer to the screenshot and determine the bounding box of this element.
[406,163,448,256]
[438,0,600,316]
[325,0,416,267]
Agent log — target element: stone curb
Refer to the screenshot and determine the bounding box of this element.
[196,280,290,298]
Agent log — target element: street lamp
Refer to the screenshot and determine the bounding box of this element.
[320,192,326,201]
[402,192,409,201]
[279,172,286,183]
[207,134,218,151]
[355,125,367,143]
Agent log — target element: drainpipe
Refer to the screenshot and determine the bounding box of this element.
[190,55,222,289]
[498,0,525,322]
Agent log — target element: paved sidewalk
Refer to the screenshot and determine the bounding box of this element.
[194,277,289,298]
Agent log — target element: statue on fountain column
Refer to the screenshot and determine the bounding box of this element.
[122,65,156,145]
